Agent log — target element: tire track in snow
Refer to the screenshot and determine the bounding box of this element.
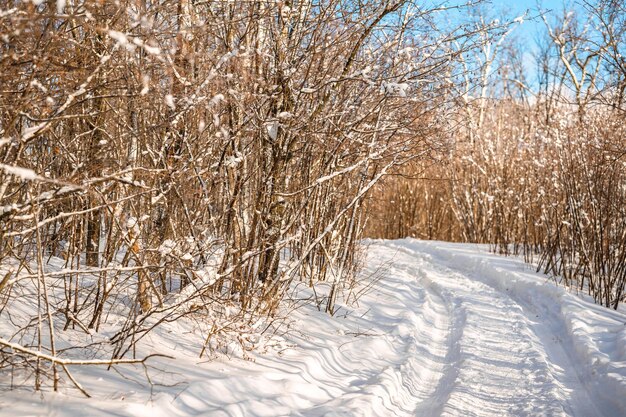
[421,265,569,416]
[386,240,611,417]
[293,247,455,416]
[414,241,619,417]
[395,262,466,417]
[389,259,458,412]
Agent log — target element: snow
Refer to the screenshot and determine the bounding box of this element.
[0,8,18,19]
[224,154,244,168]
[126,216,141,236]
[1,239,625,416]
[382,81,410,97]
[210,94,225,106]
[165,94,176,110]
[108,30,134,51]
[20,123,46,142]
[131,37,161,56]
[0,163,39,180]
[158,239,177,257]
[29,78,47,93]
[266,120,279,140]
[192,267,218,286]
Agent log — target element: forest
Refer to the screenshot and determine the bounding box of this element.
[0,0,625,406]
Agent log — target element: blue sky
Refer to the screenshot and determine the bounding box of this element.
[484,0,581,87]
[441,0,575,49]
[427,0,585,88]
[487,0,565,42]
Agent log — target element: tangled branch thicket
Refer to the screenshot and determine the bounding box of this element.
[367,0,626,309]
[0,0,481,392]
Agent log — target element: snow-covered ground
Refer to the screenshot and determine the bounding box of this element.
[2,239,626,416]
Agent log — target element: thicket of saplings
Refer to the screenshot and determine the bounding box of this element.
[367,1,626,310]
[0,0,470,394]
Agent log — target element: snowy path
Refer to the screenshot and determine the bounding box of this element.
[386,243,599,416]
[2,239,626,417]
